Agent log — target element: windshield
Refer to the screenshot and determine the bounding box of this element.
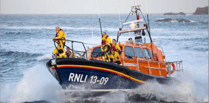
[92,47,102,58]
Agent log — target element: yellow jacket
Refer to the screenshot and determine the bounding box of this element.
[111,43,121,52]
[54,30,66,43]
[111,43,121,61]
[101,35,111,45]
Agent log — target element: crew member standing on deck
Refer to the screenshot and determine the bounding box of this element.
[101,32,111,62]
[53,27,66,58]
[110,39,121,65]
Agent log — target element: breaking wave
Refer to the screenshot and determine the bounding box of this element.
[1,64,62,103]
[1,62,208,103]
[54,76,196,102]
[37,54,52,61]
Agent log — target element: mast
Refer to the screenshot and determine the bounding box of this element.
[116,5,155,60]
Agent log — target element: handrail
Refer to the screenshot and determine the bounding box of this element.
[54,39,88,59]
[54,39,97,45]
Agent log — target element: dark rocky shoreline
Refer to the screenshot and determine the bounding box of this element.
[164,12,186,15]
[193,6,208,15]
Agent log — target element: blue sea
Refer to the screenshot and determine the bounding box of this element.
[1,14,208,102]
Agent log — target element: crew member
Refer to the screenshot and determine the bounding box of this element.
[65,47,76,58]
[52,27,66,58]
[110,39,121,65]
[128,37,134,44]
[66,47,72,58]
[101,32,111,62]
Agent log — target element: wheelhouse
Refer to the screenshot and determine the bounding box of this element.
[88,41,168,77]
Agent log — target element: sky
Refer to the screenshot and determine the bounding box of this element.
[1,0,208,14]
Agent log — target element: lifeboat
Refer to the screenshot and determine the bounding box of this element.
[46,5,183,92]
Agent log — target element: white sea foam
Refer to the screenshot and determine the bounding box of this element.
[37,54,52,61]
[158,18,165,20]
[190,20,196,22]
[96,91,128,102]
[131,79,194,102]
[171,20,178,22]
[2,64,62,103]
[1,63,207,103]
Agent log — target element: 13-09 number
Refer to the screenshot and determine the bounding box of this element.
[90,76,109,85]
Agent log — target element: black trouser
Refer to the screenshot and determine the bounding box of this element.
[110,58,121,65]
[116,61,121,65]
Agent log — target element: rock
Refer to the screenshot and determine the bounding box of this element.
[164,12,186,15]
[193,6,208,15]
[156,18,192,22]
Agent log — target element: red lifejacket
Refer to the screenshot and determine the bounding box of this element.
[110,43,117,52]
[66,51,71,57]
[55,29,63,42]
[55,30,60,37]
[101,35,109,45]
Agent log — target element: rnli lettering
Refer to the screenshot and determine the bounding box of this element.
[69,73,88,83]
[68,73,109,85]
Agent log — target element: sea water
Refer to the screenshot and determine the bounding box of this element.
[1,14,208,102]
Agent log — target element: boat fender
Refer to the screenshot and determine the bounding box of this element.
[168,63,176,74]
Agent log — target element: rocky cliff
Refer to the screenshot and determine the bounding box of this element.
[193,6,208,15]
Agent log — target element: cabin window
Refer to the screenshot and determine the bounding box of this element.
[124,46,135,58]
[135,47,143,58]
[92,47,102,58]
[143,49,151,59]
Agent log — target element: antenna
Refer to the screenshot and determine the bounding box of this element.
[117,0,122,27]
[145,0,148,14]
[118,6,122,27]
[96,0,100,18]
[96,0,103,37]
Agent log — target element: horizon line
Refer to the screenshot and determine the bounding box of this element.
[0,13,195,15]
